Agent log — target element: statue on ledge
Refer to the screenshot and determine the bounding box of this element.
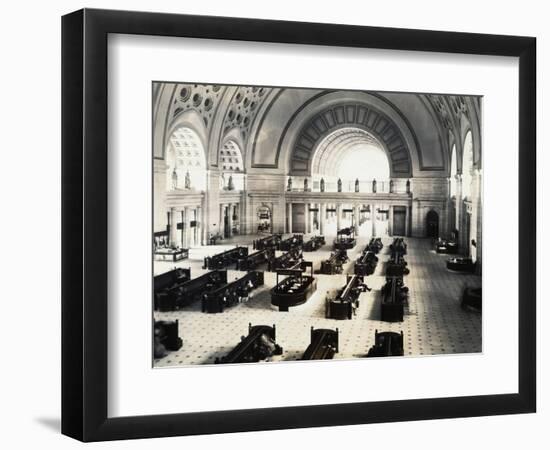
[287,177,292,192]
[337,178,342,192]
[320,178,325,192]
[304,177,309,191]
[372,179,377,193]
[355,178,360,193]
[171,166,178,190]
[406,178,411,194]
[184,170,191,190]
[228,174,234,191]
[389,179,394,193]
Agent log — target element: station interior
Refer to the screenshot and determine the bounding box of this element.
[152,83,482,365]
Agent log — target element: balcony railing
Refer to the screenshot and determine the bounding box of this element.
[287,178,410,194]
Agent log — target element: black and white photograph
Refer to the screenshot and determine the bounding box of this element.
[0,0,543,447]
[152,83,483,366]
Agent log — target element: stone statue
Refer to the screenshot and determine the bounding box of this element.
[355,178,360,193]
[184,170,191,189]
[389,179,394,193]
[337,178,342,192]
[304,177,308,191]
[406,179,411,194]
[287,177,292,192]
[171,167,178,190]
[320,178,325,192]
[228,174,234,191]
[372,179,377,193]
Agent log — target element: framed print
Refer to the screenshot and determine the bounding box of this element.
[61,8,536,442]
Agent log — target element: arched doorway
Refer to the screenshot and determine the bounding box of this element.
[426,210,439,238]
[257,205,272,234]
[310,127,391,237]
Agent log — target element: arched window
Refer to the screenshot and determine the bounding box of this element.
[166,127,207,191]
[219,140,245,191]
[311,127,390,192]
[450,143,458,197]
[462,131,473,199]
[220,140,244,172]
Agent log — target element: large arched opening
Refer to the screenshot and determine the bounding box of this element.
[164,126,207,248]
[311,127,390,191]
[450,143,458,197]
[166,126,207,192]
[309,127,391,236]
[219,139,245,191]
[462,131,473,200]
[449,143,458,234]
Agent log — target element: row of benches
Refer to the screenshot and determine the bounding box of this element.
[213,324,404,363]
[204,234,325,272]
[253,234,325,252]
[381,238,411,322]
[201,271,264,313]
[154,268,225,311]
[154,268,264,313]
[386,237,410,277]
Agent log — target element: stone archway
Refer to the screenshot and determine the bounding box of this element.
[256,204,272,234]
[289,103,413,177]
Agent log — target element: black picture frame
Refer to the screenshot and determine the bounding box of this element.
[61,8,536,442]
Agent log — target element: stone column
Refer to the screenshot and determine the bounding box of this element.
[170,207,178,246]
[166,211,171,246]
[455,174,463,240]
[196,206,204,245]
[287,203,293,234]
[270,202,275,234]
[388,205,394,236]
[154,160,169,234]
[470,169,482,265]
[227,203,233,237]
[336,204,342,231]
[182,206,189,248]
[305,203,310,234]
[219,203,224,236]
[319,203,325,235]
[244,198,249,235]
[475,171,483,274]
[405,205,411,237]
[370,204,376,237]
[180,210,185,248]
[234,203,240,236]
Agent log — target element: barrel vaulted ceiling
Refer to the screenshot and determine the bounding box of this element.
[153,82,481,178]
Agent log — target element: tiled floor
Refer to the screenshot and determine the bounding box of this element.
[153,236,482,366]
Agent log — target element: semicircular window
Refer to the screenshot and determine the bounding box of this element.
[220,140,244,172]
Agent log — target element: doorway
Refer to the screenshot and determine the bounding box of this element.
[393,206,406,236]
[292,203,306,233]
[426,210,439,238]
